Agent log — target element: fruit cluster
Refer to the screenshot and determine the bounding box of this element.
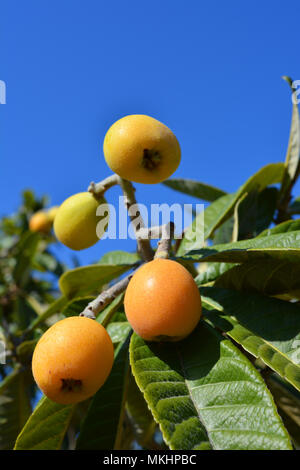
[32,114,202,405]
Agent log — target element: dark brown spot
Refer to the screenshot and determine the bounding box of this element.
[142,149,162,171]
[61,378,82,393]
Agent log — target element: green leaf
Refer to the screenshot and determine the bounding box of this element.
[33,252,64,276]
[178,163,285,254]
[59,264,131,298]
[16,339,38,362]
[99,250,140,265]
[76,334,131,449]
[215,258,300,296]
[25,296,68,334]
[178,192,235,254]
[14,396,74,450]
[130,322,292,450]
[288,197,300,215]
[201,286,300,391]
[96,293,125,327]
[126,372,156,448]
[107,322,132,344]
[130,330,210,450]
[13,232,40,286]
[235,188,278,239]
[182,230,300,264]
[163,179,227,202]
[195,262,235,286]
[280,76,300,199]
[0,368,31,450]
[258,218,300,237]
[212,215,235,245]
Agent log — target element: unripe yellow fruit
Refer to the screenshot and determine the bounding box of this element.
[103,115,181,184]
[47,206,59,223]
[54,192,109,251]
[29,211,52,234]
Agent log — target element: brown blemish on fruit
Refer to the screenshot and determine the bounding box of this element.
[61,378,82,393]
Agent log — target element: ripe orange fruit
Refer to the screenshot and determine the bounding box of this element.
[32,316,114,404]
[124,259,202,341]
[29,211,52,234]
[103,114,181,184]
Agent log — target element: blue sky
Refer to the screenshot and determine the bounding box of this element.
[1,1,300,266]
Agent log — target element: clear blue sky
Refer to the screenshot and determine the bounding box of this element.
[1,1,300,266]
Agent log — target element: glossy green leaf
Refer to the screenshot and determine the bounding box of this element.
[212,215,235,245]
[99,250,140,265]
[195,262,235,285]
[163,178,227,202]
[130,322,291,450]
[76,334,131,449]
[59,264,131,298]
[258,218,300,237]
[215,258,300,296]
[0,368,31,449]
[96,293,125,327]
[182,230,300,264]
[107,322,132,344]
[280,76,300,199]
[178,163,284,254]
[235,188,278,239]
[177,192,235,254]
[201,286,300,390]
[14,396,74,450]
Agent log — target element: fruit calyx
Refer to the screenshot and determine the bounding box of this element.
[142,148,162,171]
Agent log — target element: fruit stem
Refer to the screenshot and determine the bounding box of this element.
[154,221,175,259]
[119,178,154,262]
[88,174,120,198]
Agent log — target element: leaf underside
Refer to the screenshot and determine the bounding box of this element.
[130,322,292,450]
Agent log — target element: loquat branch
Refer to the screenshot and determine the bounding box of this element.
[118,178,154,262]
[88,174,120,197]
[80,271,135,319]
[154,221,175,259]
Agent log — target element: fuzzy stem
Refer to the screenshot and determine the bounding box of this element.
[80,272,135,319]
[154,221,175,259]
[119,178,154,262]
[88,174,120,197]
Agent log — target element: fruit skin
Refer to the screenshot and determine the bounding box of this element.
[124,259,202,341]
[29,211,52,234]
[47,205,59,223]
[103,114,181,184]
[32,316,114,405]
[54,192,108,251]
